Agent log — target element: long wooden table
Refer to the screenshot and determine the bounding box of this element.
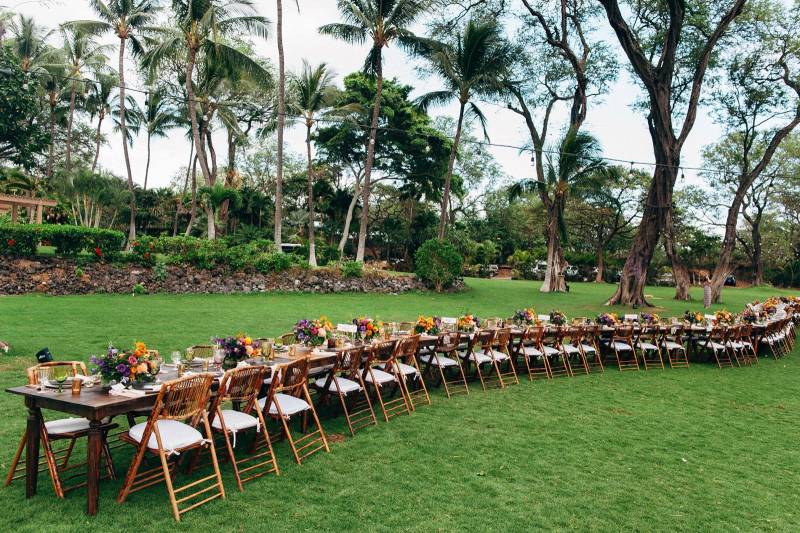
[5,350,338,516]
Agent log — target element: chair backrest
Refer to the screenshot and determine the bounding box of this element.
[187,345,214,359]
[493,328,511,350]
[369,339,399,365]
[708,326,728,342]
[614,324,634,341]
[525,325,545,345]
[153,373,214,422]
[565,326,583,345]
[273,357,310,398]
[397,335,420,359]
[27,361,87,385]
[435,331,462,352]
[278,332,296,345]
[216,365,266,409]
[739,323,752,340]
[337,346,365,380]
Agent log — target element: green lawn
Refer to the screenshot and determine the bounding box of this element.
[0,280,798,531]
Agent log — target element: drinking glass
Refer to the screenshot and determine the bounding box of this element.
[38,368,49,392]
[53,367,68,393]
[170,351,182,366]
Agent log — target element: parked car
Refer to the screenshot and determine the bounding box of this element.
[564,265,579,278]
[724,274,736,286]
[654,272,675,287]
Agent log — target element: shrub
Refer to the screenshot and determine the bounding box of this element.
[41,225,85,256]
[340,260,363,278]
[253,252,294,274]
[414,239,463,292]
[154,260,168,281]
[131,282,147,295]
[0,223,124,258]
[129,237,157,265]
[0,224,40,256]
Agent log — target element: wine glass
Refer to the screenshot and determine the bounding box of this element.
[170,351,181,366]
[38,368,49,392]
[53,367,68,393]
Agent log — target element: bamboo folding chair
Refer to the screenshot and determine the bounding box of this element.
[364,340,413,421]
[313,346,377,436]
[394,334,431,409]
[259,357,329,464]
[491,328,520,386]
[461,329,497,390]
[518,326,549,380]
[207,366,279,491]
[6,362,117,498]
[116,374,224,522]
[542,327,572,378]
[723,324,749,366]
[636,324,665,370]
[611,324,640,371]
[735,324,758,365]
[581,324,604,372]
[561,326,590,375]
[703,326,735,368]
[187,345,214,359]
[419,331,469,397]
[278,332,297,346]
[661,324,689,368]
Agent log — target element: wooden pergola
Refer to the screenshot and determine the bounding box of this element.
[0,193,57,224]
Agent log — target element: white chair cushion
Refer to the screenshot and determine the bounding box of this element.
[523,346,543,357]
[420,354,458,367]
[365,368,396,385]
[380,362,419,376]
[45,417,90,435]
[638,342,659,351]
[709,342,727,351]
[563,345,581,354]
[580,344,596,353]
[612,342,632,351]
[316,376,361,394]
[468,351,493,365]
[663,341,684,351]
[489,350,509,361]
[211,409,259,432]
[543,346,560,356]
[129,420,203,452]
[258,393,310,417]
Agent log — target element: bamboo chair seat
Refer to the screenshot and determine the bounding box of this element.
[611,341,633,351]
[418,353,459,367]
[210,410,260,434]
[522,345,543,357]
[379,361,419,377]
[315,376,362,394]
[127,420,205,453]
[258,393,311,417]
[44,417,92,434]
[364,368,397,385]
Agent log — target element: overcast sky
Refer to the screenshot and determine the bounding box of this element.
[13,0,722,190]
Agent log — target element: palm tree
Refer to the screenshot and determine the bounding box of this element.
[85,72,117,172]
[142,89,179,190]
[416,19,511,239]
[320,0,432,262]
[59,26,110,171]
[111,92,143,147]
[7,15,54,73]
[67,0,160,244]
[509,131,616,292]
[290,60,336,266]
[39,61,69,179]
[142,0,270,239]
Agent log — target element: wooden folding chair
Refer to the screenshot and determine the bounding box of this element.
[611,324,639,371]
[260,357,329,464]
[207,366,279,491]
[636,324,665,370]
[364,340,413,421]
[314,346,377,436]
[581,324,604,372]
[419,332,469,398]
[517,326,549,380]
[278,332,296,345]
[561,326,590,375]
[116,374,224,522]
[5,362,117,498]
[661,324,689,368]
[542,327,572,377]
[395,334,431,409]
[703,326,735,368]
[736,324,758,365]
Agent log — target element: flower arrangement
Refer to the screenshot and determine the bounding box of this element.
[549,310,567,326]
[596,312,619,326]
[640,312,660,325]
[684,311,704,324]
[457,314,480,332]
[90,342,156,386]
[763,302,778,316]
[741,308,759,324]
[214,335,261,368]
[294,317,333,346]
[513,308,536,325]
[714,309,733,325]
[414,315,441,335]
[352,316,383,341]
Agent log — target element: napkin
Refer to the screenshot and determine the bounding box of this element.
[108,384,146,397]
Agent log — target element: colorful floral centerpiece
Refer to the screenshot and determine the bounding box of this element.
[596,312,619,326]
[293,317,333,346]
[214,335,261,369]
[91,341,156,388]
[513,308,536,325]
[741,308,759,324]
[763,302,778,316]
[549,310,567,326]
[352,316,383,341]
[684,311,704,325]
[457,314,480,332]
[640,312,660,325]
[714,309,733,325]
[414,315,441,335]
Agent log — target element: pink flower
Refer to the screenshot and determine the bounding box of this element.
[128,355,138,365]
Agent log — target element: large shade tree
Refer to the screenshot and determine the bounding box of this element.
[320,0,432,262]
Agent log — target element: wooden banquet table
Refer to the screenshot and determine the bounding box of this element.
[5,350,338,516]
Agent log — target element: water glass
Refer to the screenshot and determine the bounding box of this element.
[170,351,182,365]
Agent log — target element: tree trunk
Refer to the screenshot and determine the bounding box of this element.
[306,122,317,267]
[595,246,604,282]
[91,110,104,173]
[663,207,691,300]
[274,0,286,249]
[46,95,57,179]
[174,136,193,236]
[356,49,384,263]
[185,154,198,237]
[338,175,361,254]
[438,101,465,239]
[541,199,567,292]
[752,219,763,285]
[118,36,137,245]
[143,131,152,190]
[65,81,77,171]
[218,129,236,234]
[185,47,213,198]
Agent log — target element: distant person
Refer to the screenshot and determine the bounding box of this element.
[703,276,712,309]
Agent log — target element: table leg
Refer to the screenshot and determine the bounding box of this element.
[25,402,41,498]
[86,419,102,515]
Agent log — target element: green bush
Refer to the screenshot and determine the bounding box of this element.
[414,239,463,292]
[340,260,363,278]
[129,236,157,265]
[253,252,294,274]
[0,223,124,257]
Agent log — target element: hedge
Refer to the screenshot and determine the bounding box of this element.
[0,223,124,258]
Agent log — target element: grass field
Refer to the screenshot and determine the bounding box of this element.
[0,280,798,531]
